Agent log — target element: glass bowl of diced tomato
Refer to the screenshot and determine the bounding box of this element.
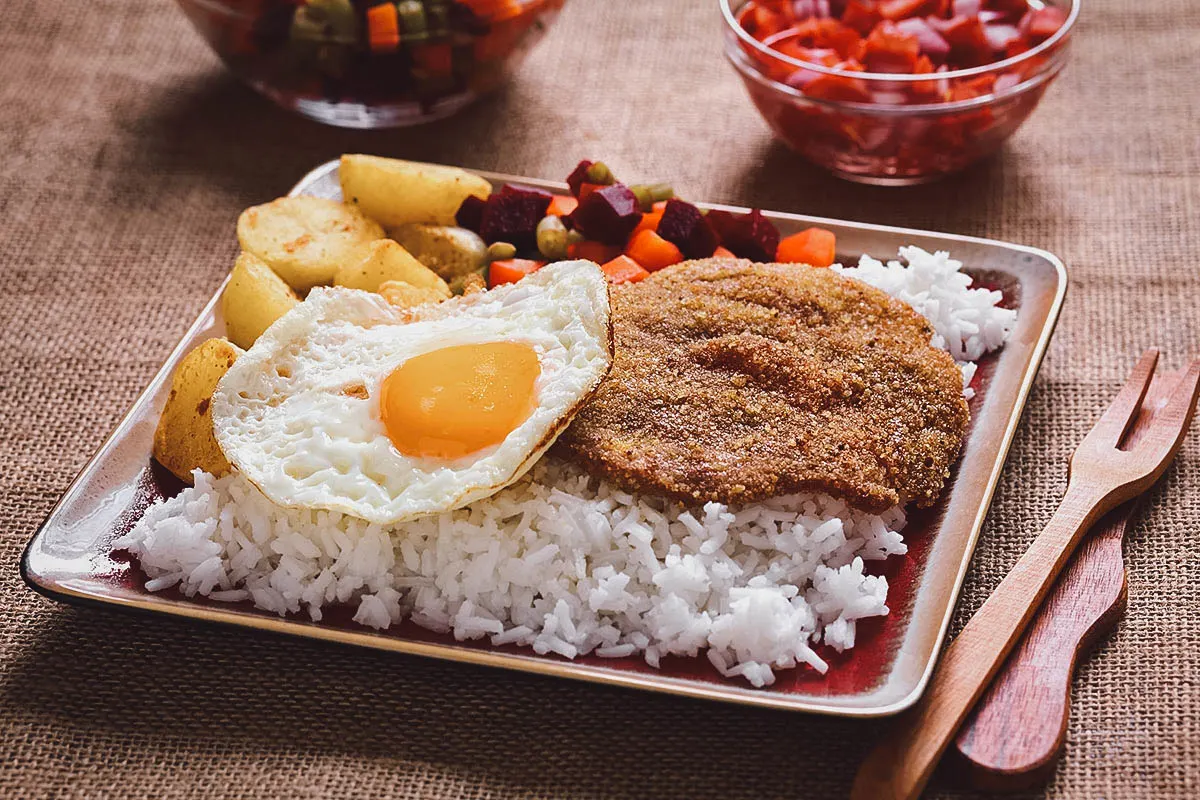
[175,0,564,128]
[721,0,1077,185]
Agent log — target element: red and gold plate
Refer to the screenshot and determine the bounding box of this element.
[21,160,1066,717]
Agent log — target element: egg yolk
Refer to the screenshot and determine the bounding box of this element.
[380,342,541,460]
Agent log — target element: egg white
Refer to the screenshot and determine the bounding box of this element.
[212,260,612,524]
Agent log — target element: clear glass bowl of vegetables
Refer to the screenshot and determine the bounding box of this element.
[176,0,565,128]
[721,0,1078,185]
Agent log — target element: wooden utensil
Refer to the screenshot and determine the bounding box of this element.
[851,350,1200,800]
[950,370,1180,791]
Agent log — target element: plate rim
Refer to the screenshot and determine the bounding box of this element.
[21,159,1068,718]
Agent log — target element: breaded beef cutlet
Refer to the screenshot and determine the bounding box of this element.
[554,259,970,511]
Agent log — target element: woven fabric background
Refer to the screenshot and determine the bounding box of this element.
[2,0,1198,797]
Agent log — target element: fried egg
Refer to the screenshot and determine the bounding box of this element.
[211,260,612,524]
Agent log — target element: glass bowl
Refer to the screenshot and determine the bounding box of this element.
[176,0,565,128]
[720,0,1078,185]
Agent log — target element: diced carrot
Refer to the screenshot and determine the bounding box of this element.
[488,258,544,288]
[625,230,684,272]
[568,240,622,264]
[600,255,650,284]
[777,228,837,267]
[631,208,664,237]
[713,246,737,259]
[546,195,579,217]
[367,4,401,53]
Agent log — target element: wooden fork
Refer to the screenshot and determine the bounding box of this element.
[851,349,1200,800]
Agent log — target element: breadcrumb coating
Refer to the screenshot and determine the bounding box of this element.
[554,259,970,511]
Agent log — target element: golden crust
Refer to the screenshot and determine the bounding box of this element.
[554,259,970,511]
[236,196,385,292]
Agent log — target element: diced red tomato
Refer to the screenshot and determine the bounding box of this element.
[1023,7,1067,42]
[863,22,922,72]
[736,0,1068,77]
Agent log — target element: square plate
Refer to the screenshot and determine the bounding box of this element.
[21,160,1066,717]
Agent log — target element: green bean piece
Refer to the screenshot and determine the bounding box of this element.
[487,242,517,261]
[566,229,585,246]
[648,183,674,203]
[536,215,570,260]
[398,0,428,36]
[628,183,675,211]
[585,161,615,185]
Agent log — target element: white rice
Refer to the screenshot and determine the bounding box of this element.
[834,245,1016,398]
[117,246,1014,687]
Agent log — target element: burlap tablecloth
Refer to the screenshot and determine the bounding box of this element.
[2,1,1198,797]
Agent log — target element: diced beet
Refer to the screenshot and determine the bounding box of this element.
[895,17,950,62]
[455,195,486,233]
[707,209,781,262]
[657,200,719,259]
[565,160,595,197]
[479,185,552,249]
[567,184,643,246]
[501,183,553,201]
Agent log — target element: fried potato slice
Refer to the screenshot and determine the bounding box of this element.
[153,338,244,484]
[334,239,452,296]
[339,154,492,227]
[389,223,488,280]
[222,252,300,350]
[378,280,451,310]
[237,195,385,292]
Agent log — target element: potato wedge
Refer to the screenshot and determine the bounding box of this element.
[237,195,385,292]
[334,239,452,296]
[222,252,300,350]
[378,280,451,310]
[153,338,244,484]
[340,154,491,227]
[390,223,488,280]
